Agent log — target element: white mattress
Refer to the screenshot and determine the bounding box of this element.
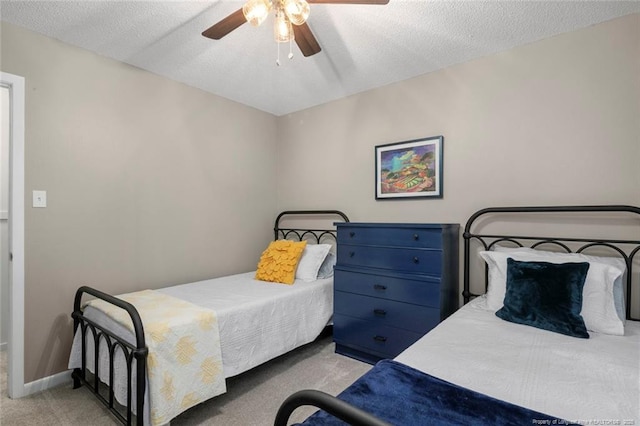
[395,297,640,422]
[68,272,333,422]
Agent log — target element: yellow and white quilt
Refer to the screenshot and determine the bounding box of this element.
[86,290,226,426]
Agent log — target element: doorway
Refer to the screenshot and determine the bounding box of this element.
[1,85,8,352]
[0,72,25,398]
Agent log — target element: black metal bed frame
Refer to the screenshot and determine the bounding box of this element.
[71,210,349,426]
[273,205,640,426]
[462,205,640,321]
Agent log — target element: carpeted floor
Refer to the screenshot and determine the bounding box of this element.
[0,334,371,425]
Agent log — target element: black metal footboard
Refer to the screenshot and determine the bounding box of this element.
[273,389,391,426]
[71,286,148,426]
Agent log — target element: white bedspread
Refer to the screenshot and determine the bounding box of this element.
[395,297,640,423]
[157,272,334,378]
[69,272,333,423]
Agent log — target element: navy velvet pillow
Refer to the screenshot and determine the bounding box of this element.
[496,258,590,338]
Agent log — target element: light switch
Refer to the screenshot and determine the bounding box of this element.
[33,190,47,208]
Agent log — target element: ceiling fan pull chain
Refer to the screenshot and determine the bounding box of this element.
[276,40,281,66]
[288,37,294,60]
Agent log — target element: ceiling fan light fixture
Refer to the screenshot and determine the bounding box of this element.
[243,0,272,27]
[283,0,310,26]
[274,5,294,43]
[205,0,388,59]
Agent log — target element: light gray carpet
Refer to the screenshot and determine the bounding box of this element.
[0,335,371,425]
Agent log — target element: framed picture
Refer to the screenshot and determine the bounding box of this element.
[375,136,443,200]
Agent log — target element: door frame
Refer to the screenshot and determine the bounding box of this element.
[1,71,26,398]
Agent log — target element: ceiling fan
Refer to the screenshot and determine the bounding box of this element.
[202,0,389,59]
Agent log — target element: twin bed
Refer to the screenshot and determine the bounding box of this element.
[276,205,640,425]
[68,210,349,425]
[69,206,640,426]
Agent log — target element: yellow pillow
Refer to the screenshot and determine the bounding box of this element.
[255,240,307,284]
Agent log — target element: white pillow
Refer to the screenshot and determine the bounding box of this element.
[479,249,624,336]
[295,244,332,282]
[495,246,627,322]
[317,252,336,279]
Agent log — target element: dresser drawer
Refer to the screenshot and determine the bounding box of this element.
[334,268,441,307]
[338,225,443,249]
[334,314,424,359]
[337,245,442,275]
[334,291,439,334]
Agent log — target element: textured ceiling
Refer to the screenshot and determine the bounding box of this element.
[2,1,639,116]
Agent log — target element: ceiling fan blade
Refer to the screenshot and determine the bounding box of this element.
[202,8,246,40]
[293,23,322,57]
[307,0,389,4]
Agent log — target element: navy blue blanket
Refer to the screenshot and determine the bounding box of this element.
[300,359,576,426]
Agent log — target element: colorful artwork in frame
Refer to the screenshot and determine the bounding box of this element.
[375,136,443,200]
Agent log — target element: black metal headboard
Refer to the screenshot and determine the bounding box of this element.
[274,210,349,243]
[463,205,640,321]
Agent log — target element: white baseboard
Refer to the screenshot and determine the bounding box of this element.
[22,369,72,396]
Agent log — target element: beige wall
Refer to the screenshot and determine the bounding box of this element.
[1,22,279,382]
[277,14,640,225]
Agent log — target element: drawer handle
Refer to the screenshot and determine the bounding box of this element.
[349,231,355,238]
[373,309,387,317]
[373,284,387,291]
[413,233,419,241]
[413,256,419,264]
[349,251,355,258]
[373,335,387,343]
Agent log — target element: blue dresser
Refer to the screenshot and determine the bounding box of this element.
[333,222,459,364]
